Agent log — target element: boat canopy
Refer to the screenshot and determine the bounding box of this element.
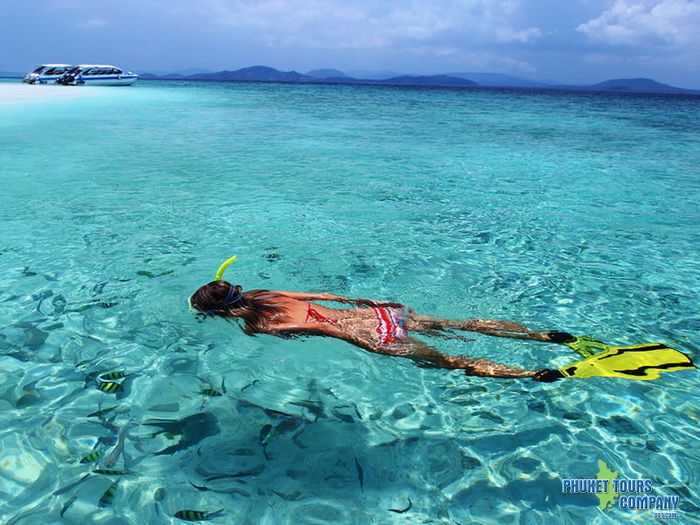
[31,64,72,74]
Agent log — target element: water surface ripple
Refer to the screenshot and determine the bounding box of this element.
[1,80,699,524]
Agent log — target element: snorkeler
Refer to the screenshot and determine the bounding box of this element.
[188,257,578,382]
[190,257,696,382]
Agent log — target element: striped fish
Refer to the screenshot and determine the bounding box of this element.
[103,426,127,467]
[97,381,121,393]
[53,473,92,496]
[174,509,225,521]
[60,495,77,517]
[94,469,130,475]
[88,405,119,418]
[79,449,104,464]
[98,479,119,507]
[100,371,127,380]
[200,388,222,397]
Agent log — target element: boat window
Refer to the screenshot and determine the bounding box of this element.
[32,66,46,74]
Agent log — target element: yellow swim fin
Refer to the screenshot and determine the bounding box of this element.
[561,335,608,358]
[559,343,696,380]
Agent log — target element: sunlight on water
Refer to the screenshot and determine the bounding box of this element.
[1,79,699,524]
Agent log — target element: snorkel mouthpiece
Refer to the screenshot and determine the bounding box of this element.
[214,255,237,281]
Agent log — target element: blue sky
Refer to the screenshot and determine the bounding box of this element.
[1,0,699,87]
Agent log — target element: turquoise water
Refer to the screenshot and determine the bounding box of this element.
[1,79,699,524]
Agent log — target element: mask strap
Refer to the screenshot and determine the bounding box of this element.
[222,284,241,306]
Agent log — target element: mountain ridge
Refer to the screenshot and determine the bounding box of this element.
[139,67,699,94]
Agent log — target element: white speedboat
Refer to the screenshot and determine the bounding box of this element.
[57,65,138,86]
[23,64,73,84]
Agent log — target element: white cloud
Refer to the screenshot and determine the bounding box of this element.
[495,25,542,43]
[577,0,700,47]
[180,0,542,49]
[77,18,108,28]
[167,0,543,73]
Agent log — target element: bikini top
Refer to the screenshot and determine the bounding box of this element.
[305,303,338,325]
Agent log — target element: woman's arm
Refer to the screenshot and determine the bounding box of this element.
[273,291,350,302]
[273,291,404,308]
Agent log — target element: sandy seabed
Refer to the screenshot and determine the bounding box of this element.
[0,82,102,105]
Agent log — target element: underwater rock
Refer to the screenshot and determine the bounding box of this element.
[391,403,415,420]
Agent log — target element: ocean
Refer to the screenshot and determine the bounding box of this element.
[1,79,699,523]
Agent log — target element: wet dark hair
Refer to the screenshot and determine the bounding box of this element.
[189,280,287,334]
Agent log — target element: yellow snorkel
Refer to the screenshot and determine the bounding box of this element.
[214,255,237,281]
[188,255,238,311]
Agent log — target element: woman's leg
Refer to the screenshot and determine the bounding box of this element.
[405,314,566,343]
[373,338,537,379]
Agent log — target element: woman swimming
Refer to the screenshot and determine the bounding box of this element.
[189,279,568,382]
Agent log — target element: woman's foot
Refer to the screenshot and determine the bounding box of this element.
[543,331,576,344]
[532,369,565,382]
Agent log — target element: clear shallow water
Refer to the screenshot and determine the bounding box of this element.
[1,79,699,524]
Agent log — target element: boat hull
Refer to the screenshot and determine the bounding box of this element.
[71,76,138,86]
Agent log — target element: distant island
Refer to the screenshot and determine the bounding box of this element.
[139,66,699,94]
[3,65,698,94]
[139,66,478,87]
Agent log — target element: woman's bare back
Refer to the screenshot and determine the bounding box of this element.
[258,296,385,352]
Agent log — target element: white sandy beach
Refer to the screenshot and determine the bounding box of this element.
[0,82,102,105]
